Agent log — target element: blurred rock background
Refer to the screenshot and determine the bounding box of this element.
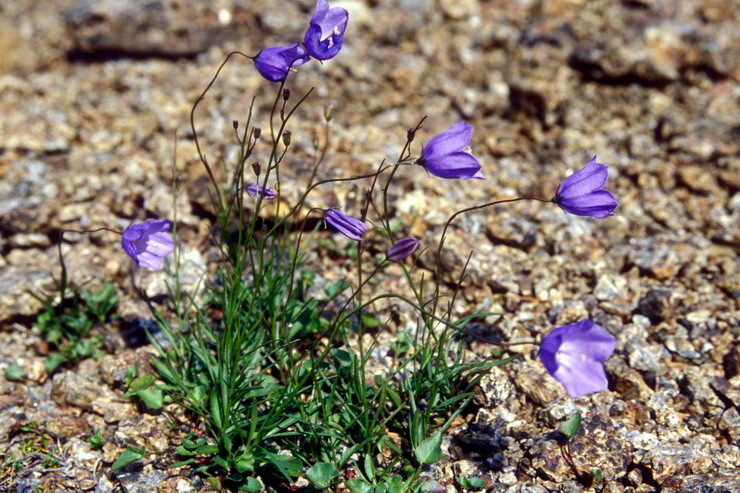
[0,0,738,491]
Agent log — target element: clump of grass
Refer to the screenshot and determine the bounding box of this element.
[31,267,118,373]
[0,422,65,491]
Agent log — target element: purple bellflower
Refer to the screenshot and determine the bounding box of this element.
[417,122,485,180]
[254,43,310,82]
[324,209,367,241]
[304,0,349,61]
[387,237,420,261]
[539,319,616,399]
[121,219,175,270]
[552,157,618,218]
[246,183,277,200]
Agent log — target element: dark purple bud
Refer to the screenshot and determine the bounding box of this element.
[251,161,262,176]
[282,130,292,146]
[246,183,277,200]
[324,209,368,241]
[232,120,239,130]
[283,88,291,101]
[253,126,261,140]
[407,128,416,143]
[552,156,618,219]
[387,237,420,261]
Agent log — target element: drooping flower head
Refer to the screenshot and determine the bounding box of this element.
[254,43,310,82]
[539,319,616,399]
[387,237,420,261]
[121,220,175,270]
[246,183,277,200]
[552,157,618,218]
[417,122,485,180]
[304,0,349,60]
[324,209,367,241]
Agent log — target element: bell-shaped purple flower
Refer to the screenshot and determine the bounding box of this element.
[387,237,420,261]
[552,157,618,218]
[254,43,310,82]
[246,183,277,200]
[418,122,485,180]
[121,220,175,270]
[539,319,616,399]
[324,209,367,241]
[304,0,349,61]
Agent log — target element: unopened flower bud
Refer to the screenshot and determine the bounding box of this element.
[282,130,291,146]
[253,126,261,139]
[387,237,420,261]
[232,120,239,130]
[251,161,262,176]
[407,128,416,143]
[312,134,320,150]
[324,103,334,122]
[283,88,290,101]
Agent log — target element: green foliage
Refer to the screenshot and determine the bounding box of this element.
[413,432,442,465]
[85,431,106,451]
[32,281,118,373]
[306,462,340,488]
[458,474,486,490]
[123,364,164,410]
[136,57,521,491]
[111,447,146,471]
[4,364,25,381]
[559,413,582,438]
[0,422,65,486]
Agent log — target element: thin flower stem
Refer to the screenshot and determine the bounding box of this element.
[432,196,550,318]
[380,117,427,235]
[190,50,253,212]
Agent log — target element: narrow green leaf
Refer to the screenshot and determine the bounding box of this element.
[363,454,375,479]
[306,462,339,489]
[175,445,196,457]
[210,392,222,428]
[196,444,220,455]
[111,447,144,471]
[414,432,442,465]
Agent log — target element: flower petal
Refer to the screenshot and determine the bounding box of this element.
[324,209,368,241]
[422,122,472,160]
[558,190,617,218]
[539,319,616,399]
[387,237,420,261]
[423,152,483,180]
[254,44,310,82]
[121,219,175,270]
[304,0,348,60]
[557,158,608,198]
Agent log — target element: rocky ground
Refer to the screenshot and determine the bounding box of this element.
[1,0,738,491]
